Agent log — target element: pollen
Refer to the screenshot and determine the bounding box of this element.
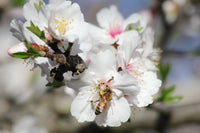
[54,17,74,35]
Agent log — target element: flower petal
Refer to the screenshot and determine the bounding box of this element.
[10,19,24,41]
[95,97,130,127]
[142,27,154,57]
[96,5,123,30]
[136,90,153,107]
[118,30,141,63]
[8,42,27,56]
[113,72,138,95]
[123,13,147,32]
[140,71,161,95]
[89,50,117,75]
[71,90,96,122]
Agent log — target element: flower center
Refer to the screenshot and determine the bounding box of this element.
[125,63,144,78]
[108,23,123,39]
[93,77,114,94]
[54,17,74,35]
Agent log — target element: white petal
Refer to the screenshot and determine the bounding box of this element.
[49,0,66,5]
[124,13,147,32]
[143,58,157,71]
[8,42,27,56]
[118,30,141,63]
[86,23,116,46]
[10,19,24,41]
[96,5,123,30]
[48,1,84,42]
[142,27,154,57]
[136,90,153,107]
[71,90,96,122]
[23,21,46,45]
[89,50,117,75]
[113,72,138,95]
[23,0,40,22]
[140,71,161,95]
[117,51,126,68]
[63,71,73,81]
[105,97,130,127]
[112,89,123,97]
[64,86,76,98]
[33,58,52,80]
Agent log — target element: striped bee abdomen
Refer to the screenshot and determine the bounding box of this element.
[95,99,106,115]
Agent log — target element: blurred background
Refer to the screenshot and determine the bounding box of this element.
[0,0,200,133]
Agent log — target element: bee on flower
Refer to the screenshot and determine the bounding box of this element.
[8,0,162,127]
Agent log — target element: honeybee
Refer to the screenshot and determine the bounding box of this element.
[95,86,112,115]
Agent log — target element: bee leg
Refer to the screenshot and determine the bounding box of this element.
[89,100,99,103]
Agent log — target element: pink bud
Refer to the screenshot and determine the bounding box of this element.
[8,42,28,56]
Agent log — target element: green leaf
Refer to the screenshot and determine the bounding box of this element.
[27,21,46,41]
[163,86,175,99]
[11,0,26,7]
[24,40,39,54]
[12,52,33,59]
[46,80,65,88]
[34,1,44,12]
[159,63,170,83]
[157,86,183,104]
[157,86,175,101]
[164,96,183,104]
[136,27,143,32]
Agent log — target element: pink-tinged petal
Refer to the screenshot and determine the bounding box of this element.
[108,24,123,39]
[8,42,27,56]
[86,23,115,46]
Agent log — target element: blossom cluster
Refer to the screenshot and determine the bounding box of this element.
[8,0,161,127]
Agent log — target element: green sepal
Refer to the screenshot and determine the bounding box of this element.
[159,63,170,83]
[136,27,143,32]
[12,41,42,59]
[24,40,39,54]
[34,1,44,12]
[27,21,46,41]
[12,52,33,59]
[46,80,65,88]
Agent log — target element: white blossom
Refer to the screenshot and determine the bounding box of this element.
[70,50,138,127]
[88,5,147,49]
[117,31,161,107]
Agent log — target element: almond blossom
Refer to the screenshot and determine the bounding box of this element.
[70,50,138,127]
[9,0,89,83]
[117,28,161,107]
[87,5,147,49]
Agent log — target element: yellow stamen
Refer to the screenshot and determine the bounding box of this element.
[54,17,74,35]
